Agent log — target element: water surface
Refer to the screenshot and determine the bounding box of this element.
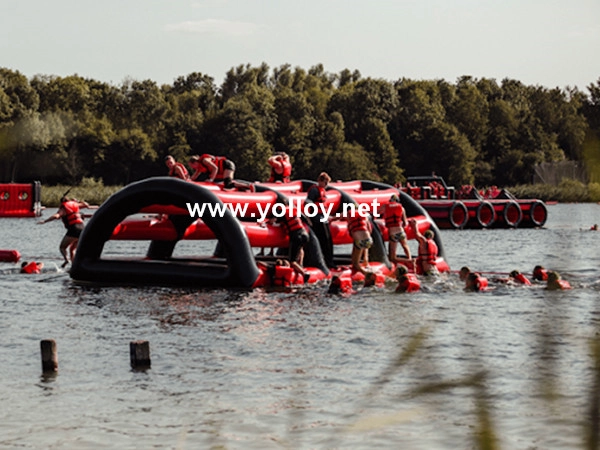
[0,203,599,449]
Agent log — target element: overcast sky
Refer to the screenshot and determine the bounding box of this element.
[1,0,599,90]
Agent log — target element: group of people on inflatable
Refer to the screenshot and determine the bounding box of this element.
[164,151,292,190]
[164,152,444,287]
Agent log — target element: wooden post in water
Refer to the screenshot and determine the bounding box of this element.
[40,339,58,373]
[130,340,151,369]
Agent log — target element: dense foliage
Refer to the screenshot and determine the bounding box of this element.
[1,64,599,188]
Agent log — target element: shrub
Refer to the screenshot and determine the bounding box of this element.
[588,182,600,203]
[41,178,122,207]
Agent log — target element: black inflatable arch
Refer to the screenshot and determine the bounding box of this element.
[70,177,260,287]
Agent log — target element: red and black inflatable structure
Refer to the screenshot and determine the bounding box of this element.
[401,176,547,229]
[0,182,42,218]
[70,177,450,288]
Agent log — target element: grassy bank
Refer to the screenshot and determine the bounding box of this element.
[509,179,600,203]
[41,178,123,208]
[40,177,600,208]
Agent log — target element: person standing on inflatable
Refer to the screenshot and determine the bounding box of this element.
[267,152,292,183]
[347,205,373,275]
[164,155,190,180]
[410,218,438,275]
[38,195,94,268]
[383,194,412,264]
[306,172,334,268]
[188,154,254,191]
[275,206,310,282]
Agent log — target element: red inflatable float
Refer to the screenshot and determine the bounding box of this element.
[0,249,21,263]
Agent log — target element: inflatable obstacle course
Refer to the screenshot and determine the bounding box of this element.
[70,177,450,288]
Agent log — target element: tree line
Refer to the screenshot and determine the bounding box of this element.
[1,64,599,188]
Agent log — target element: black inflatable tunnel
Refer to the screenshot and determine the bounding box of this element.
[70,177,260,288]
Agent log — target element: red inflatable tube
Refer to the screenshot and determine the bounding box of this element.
[0,249,21,263]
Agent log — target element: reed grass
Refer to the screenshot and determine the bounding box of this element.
[509,180,600,203]
[41,178,122,208]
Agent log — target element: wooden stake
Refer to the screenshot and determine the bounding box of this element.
[40,339,58,373]
[130,340,151,369]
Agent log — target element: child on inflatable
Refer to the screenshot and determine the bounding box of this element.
[411,218,438,276]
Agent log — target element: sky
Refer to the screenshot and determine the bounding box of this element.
[1,0,599,91]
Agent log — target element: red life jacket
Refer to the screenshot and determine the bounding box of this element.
[396,274,421,293]
[268,160,292,183]
[169,162,190,180]
[533,267,548,281]
[61,201,83,227]
[329,275,353,294]
[513,273,531,285]
[348,215,370,234]
[475,276,489,291]
[384,202,405,228]
[279,210,304,234]
[558,280,571,290]
[308,185,327,203]
[417,239,438,264]
[281,161,292,180]
[272,265,296,287]
[548,279,572,290]
[21,262,42,274]
[199,154,228,178]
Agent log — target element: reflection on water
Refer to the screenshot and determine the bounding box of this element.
[0,203,599,449]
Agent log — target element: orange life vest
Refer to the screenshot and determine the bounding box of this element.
[308,185,327,203]
[268,160,292,183]
[513,273,531,285]
[199,154,229,178]
[169,162,190,180]
[272,265,296,287]
[384,202,405,228]
[279,210,305,234]
[533,267,548,281]
[61,201,83,227]
[329,275,353,294]
[475,276,489,291]
[417,239,438,264]
[548,279,572,290]
[21,262,42,274]
[348,215,370,234]
[396,273,421,293]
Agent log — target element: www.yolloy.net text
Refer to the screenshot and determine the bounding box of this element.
[186,198,381,222]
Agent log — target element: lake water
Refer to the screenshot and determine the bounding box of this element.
[1,203,599,449]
